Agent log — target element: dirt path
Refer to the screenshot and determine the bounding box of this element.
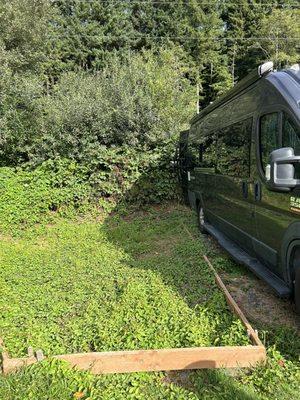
[220,271,300,332]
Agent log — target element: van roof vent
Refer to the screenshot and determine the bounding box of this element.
[258,61,274,77]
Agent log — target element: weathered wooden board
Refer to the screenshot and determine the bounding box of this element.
[203,255,263,347]
[54,345,265,374]
[2,345,265,375]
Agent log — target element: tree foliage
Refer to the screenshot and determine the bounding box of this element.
[0,48,195,166]
[222,0,299,82]
[0,0,52,74]
[0,0,298,202]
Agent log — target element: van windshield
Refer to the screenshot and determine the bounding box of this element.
[282,113,300,155]
[282,113,300,179]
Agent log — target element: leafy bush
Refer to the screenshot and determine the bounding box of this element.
[0,160,91,231]
[0,49,191,210]
[0,48,195,168]
[86,144,179,205]
[0,146,178,232]
[0,72,43,165]
[31,48,194,163]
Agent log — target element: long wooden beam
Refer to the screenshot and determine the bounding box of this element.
[182,223,263,347]
[203,255,263,347]
[2,345,265,375]
[55,346,265,374]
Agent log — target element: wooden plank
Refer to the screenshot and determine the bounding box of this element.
[203,255,263,347]
[54,345,266,374]
[2,355,37,375]
[182,224,263,347]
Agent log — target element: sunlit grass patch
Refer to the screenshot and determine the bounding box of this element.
[0,206,248,358]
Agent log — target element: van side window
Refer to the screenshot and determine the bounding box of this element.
[282,113,300,155]
[187,139,201,168]
[217,118,252,177]
[188,131,216,169]
[199,134,217,168]
[260,113,279,171]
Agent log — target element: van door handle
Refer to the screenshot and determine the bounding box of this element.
[254,181,261,201]
[242,181,248,198]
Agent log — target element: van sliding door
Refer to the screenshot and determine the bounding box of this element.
[212,118,255,253]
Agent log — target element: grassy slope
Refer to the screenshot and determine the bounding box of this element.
[0,204,299,399]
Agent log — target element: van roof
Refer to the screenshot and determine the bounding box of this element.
[191,62,300,125]
[284,64,300,85]
[266,65,300,116]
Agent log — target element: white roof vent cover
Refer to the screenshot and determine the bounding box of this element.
[258,61,274,77]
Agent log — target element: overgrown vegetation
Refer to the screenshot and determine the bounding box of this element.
[0,205,248,357]
[0,152,178,234]
[1,49,195,166]
[0,48,193,204]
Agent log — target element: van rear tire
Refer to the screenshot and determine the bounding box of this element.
[197,204,207,234]
[294,268,300,314]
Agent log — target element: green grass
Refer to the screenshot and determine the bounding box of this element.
[0,205,248,357]
[0,204,299,399]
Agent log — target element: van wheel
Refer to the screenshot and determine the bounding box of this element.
[294,268,300,314]
[197,204,207,234]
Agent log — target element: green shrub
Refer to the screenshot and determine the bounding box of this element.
[0,48,190,211]
[0,146,179,232]
[87,144,179,204]
[0,72,43,166]
[0,48,195,169]
[0,160,91,231]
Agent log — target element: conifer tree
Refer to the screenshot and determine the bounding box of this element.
[222,0,299,81]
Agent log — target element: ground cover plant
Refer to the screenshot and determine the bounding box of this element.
[0,204,249,357]
[0,203,299,399]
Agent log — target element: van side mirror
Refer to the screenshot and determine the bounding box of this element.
[267,147,300,190]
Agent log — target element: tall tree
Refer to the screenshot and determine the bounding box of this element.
[49,0,230,106]
[254,8,300,69]
[47,0,136,75]
[222,0,300,82]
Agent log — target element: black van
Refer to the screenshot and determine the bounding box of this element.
[178,62,300,311]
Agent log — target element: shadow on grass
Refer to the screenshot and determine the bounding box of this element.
[101,201,222,309]
[97,175,300,398]
[165,369,259,400]
[98,194,258,398]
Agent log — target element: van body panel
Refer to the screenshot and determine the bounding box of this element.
[251,78,300,277]
[181,64,300,294]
